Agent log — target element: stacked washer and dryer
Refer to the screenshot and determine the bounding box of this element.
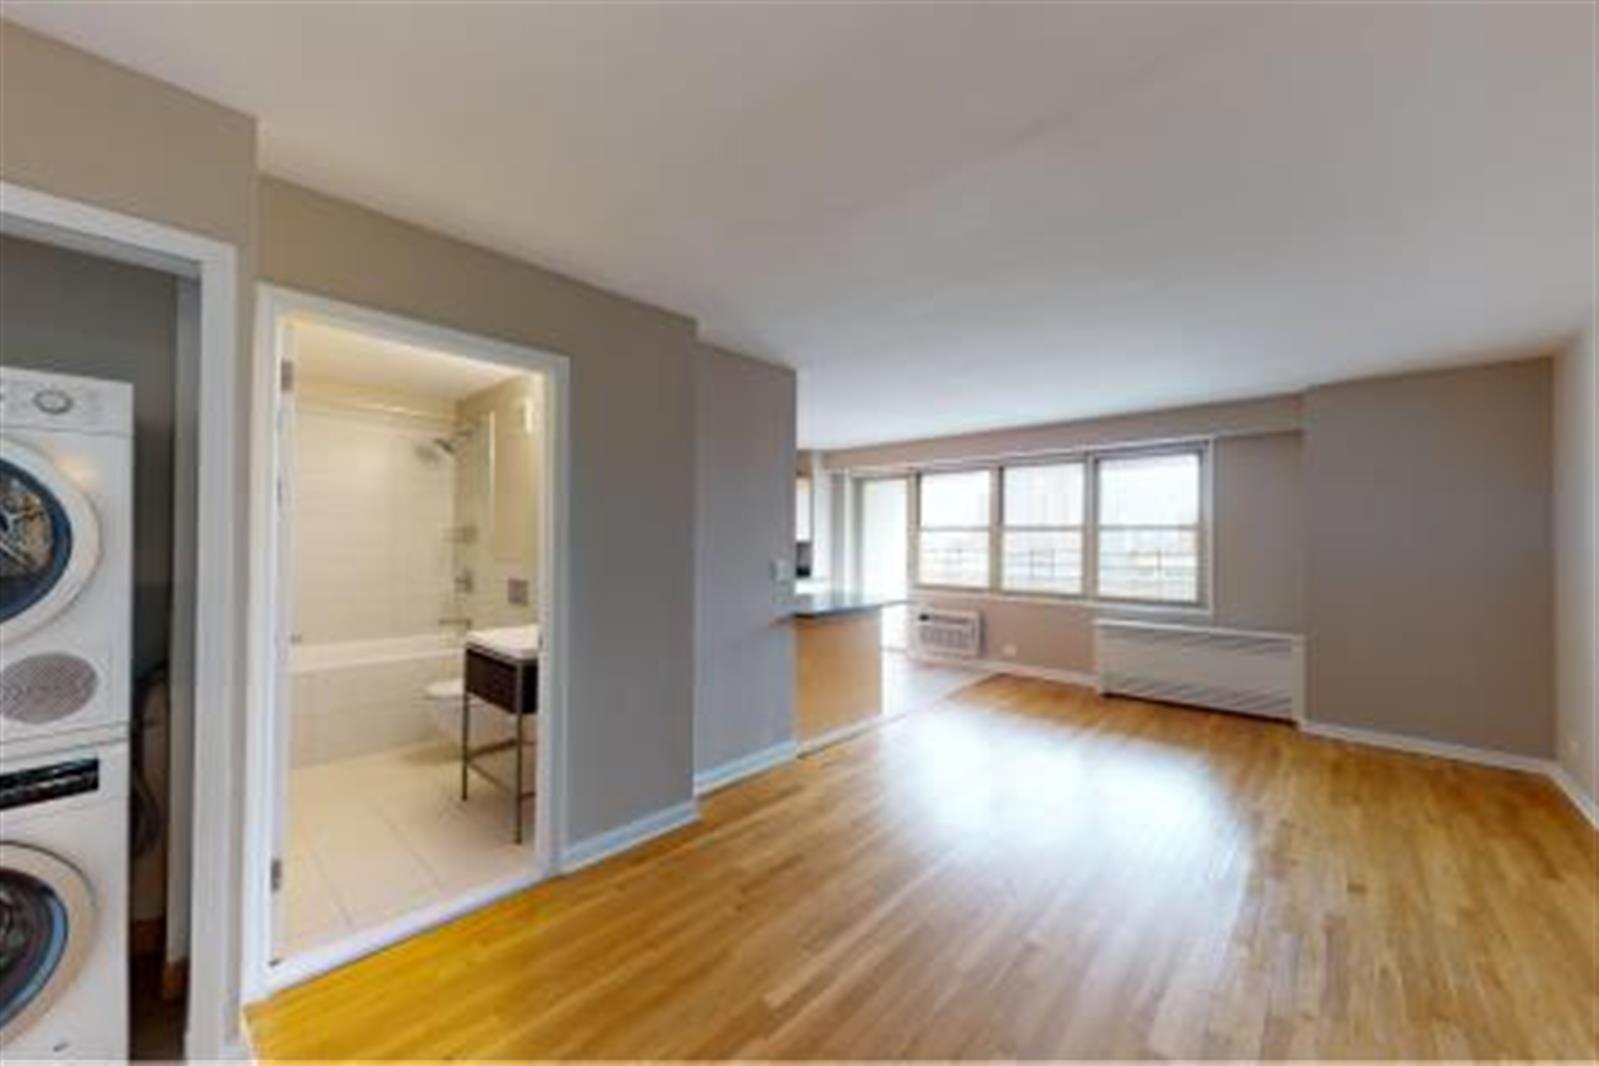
[1,367,132,1059]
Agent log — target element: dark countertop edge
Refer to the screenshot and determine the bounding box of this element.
[789,594,905,619]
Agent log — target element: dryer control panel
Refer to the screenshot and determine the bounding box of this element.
[0,367,132,437]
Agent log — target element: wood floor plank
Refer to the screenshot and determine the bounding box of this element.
[247,676,1599,1060]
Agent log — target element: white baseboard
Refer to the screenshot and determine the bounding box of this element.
[1549,763,1599,830]
[559,800,699,874]
[1298,720,1551,774]
[694,740,797,795]
[909,651,1097,690]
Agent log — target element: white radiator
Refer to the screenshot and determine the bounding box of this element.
[1093,620,1304,721]
[913,607,982,659]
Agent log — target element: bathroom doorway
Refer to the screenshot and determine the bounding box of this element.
[243,289,569,996]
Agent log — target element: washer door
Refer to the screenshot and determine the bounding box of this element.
[0,440,100,646]
[0,845,95,1043]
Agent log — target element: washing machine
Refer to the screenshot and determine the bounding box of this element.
[0,367,132,756]
[0,737,129,1059]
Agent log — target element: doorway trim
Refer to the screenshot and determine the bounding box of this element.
[0,180,243,1060]
[241,284,572,1001]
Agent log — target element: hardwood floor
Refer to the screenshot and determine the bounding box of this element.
[247,676,1598,1060]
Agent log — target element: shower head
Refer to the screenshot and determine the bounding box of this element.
[431,436,457,456]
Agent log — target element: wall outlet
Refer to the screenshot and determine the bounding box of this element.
[1002,643,1018,658]
[507,578,531,606]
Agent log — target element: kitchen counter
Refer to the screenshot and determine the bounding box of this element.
[790,590,905,618]
[790,590,897,748]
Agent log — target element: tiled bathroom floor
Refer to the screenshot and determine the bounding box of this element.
[280,740,535,961]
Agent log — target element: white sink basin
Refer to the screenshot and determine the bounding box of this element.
[467,624,541,662]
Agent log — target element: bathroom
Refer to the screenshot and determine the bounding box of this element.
[276,318,547,966]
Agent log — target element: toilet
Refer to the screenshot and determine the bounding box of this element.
[424,677,513,743]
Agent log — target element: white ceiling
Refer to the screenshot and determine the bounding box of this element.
[293,319,518,401]
[9,2,1592,447]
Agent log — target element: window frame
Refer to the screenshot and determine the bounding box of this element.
[997,458,1088,597]
[911,467,997,591]
[1089,445,1209,609]
[904,442,1211,610]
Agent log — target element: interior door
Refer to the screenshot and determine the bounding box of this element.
[268,338,298,962]
[859,477,909,650]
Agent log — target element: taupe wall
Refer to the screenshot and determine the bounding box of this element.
[827,394,1301,470]
[1554,329,1596,801]
[695,346,797,776]
[824,400,1308,675]
[1304,359,1554,757]
[260,177,701,843]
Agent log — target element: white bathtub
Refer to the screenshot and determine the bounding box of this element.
[289,632,463,767]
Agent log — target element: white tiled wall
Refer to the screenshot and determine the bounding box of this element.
[292,400,458,643]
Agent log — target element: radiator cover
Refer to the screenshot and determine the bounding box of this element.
[1094,619,1304,721]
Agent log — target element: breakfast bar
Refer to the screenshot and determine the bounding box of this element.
[790,591,902,748]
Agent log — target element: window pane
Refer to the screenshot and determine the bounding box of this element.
[918,530,989,587]
[919,470,991,527]
[1098,453,1199,526]
[795,477,813,542]
[1097,528,1199,602]
[1001,530,1082,594]
[1003,463,1083,527]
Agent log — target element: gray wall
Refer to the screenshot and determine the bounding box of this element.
[259,178,701,844]
[823,400,1307,675]
[0,234,177,678]
[1304,359,1554,757]
[695,345,796,776]
[1554,328,1596,801]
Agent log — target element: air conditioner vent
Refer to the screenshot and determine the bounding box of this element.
[913,607,981,659]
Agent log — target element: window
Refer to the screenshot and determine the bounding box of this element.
[1095,451,1202,603]
[795,476,813,543]
[899,446,1206,604]
[1001,462,1084,594]
[917,469,991,587]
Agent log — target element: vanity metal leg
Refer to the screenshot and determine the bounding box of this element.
[513,671,525,844]
[460,688,470,801]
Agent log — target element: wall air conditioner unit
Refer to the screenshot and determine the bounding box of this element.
[1094,619,1304,722]
[913,607,982,659]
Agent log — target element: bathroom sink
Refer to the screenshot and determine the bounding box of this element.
[466,624,541,662]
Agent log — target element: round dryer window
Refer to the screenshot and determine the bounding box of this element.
[0,440,100,646]
[0,845,95,1043]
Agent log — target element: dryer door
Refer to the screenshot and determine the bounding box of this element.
[0,440,100,646]
[0,845,95,1044]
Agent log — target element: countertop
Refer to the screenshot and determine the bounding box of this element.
[790,590,905,619]
[467,624,541,662]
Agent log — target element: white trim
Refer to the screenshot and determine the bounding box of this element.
[262,866,545,996]
[1299,720,1552,774]
[242,285,574,1002]
[909,651,1094,691]
[694,740,798,795]
[1,179,243,1062]
[560,801,700,874]
[1547,764,1599,830]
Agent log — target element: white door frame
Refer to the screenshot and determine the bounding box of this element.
[0,180,244,1060]
[240,284,572,1000]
